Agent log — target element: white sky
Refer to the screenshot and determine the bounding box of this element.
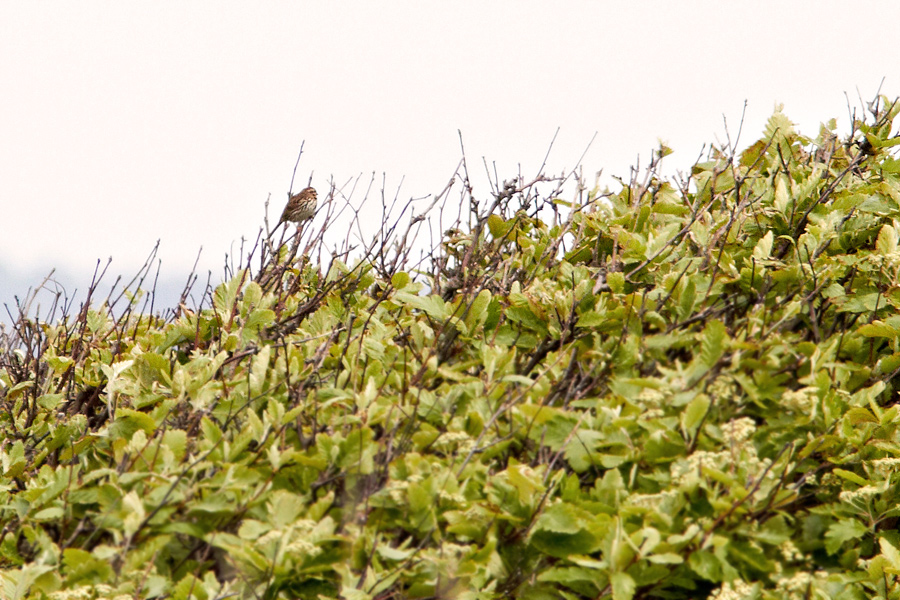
[1,1,898,311]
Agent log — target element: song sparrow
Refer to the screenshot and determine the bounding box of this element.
[279,187,318,225]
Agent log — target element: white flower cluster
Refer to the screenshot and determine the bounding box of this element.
[636,388,666,404]
[284,537,322,557]
[774,570,827,599]
[387,473,425,503]
[839,484,883,503]
[723,417,756,444]
[708,579,755,600]
[432,431,477,454]
[438,488,468,505]
[627,489,678,509]
[872,457,900,477]
[670,418,774,486]
[780,539,804,562]
[708,376,740,404]
[640,407,665,421]
[49,585,118,600]
[781,387,818,415]
[671,450,724,485]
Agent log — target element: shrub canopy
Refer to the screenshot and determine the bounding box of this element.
[2,97,900,599]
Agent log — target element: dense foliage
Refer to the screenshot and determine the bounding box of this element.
[2,97,900,600]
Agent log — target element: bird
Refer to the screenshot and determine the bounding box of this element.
[279,187,318,226]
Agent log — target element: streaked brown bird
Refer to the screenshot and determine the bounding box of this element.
[279,187,318,225]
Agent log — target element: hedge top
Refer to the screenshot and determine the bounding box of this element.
[1,97,900,600]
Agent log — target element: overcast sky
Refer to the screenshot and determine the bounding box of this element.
[1,2,898,318]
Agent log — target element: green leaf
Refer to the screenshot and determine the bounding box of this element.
[506,463,544,504]
[833,468,869,486]
[391,271,410,289]
[876,224,899,255]
[5,381,34,401]
[678,276,697,319]
[531,503,605,558]
[488,214,512,238]
[200,416,223,444]
[110,408,156,438]
[752,230,774,260]
[879,537,900,574]
[858,321,898,338]
[647,553,684,565]
[688,550,721,581]
[699,320,726,368]
[739,139,766,167]
[394,291,449,320]
[506,306,550,336]
[267,490,303,528]
[63,548,114,584]
[46,354,74,374]
[464,289,492,332]
[577,310,605,328]
[682,394,710,434]
[607,271,625,294]
[825,519,868,555]
[611,572,636,600]
[213,271,246,315]
[244,308,275,334]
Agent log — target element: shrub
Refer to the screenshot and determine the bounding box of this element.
[1,96,900,599]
